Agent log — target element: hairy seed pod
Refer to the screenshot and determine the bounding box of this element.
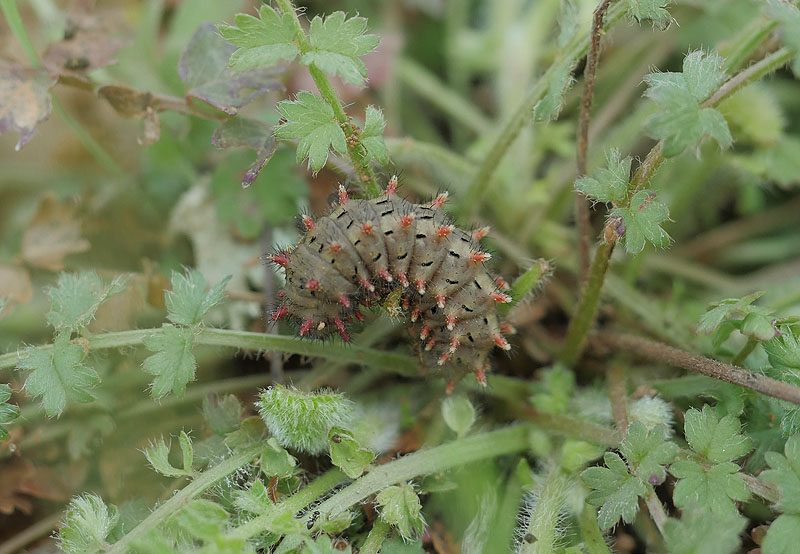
[269,178,514,385]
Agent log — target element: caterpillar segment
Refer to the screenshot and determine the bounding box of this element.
[269,178,514,386]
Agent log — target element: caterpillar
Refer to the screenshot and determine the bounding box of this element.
[268,177,515,386]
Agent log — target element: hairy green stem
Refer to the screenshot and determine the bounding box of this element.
[226,469,347,541]
[360,518,391,554]
[313,425,530,521]
[274,0,381,197]
[559,238,616,367]
[0,327,418,376]
[461,3,627,216]
[107,444,262,553]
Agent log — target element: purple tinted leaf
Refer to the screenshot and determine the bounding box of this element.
[179,24,283,115]
[0,62,56,150]
[212,117,276,188]
[43,13,128,78]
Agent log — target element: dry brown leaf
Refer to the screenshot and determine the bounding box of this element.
[43,12,127,78]
[0,265,33,305]
[138,106,160,145]
[89,273,146,332]
[97,85,154,118]
[21,195,90,271]
[0,61,56,150]
[0,459,84,515]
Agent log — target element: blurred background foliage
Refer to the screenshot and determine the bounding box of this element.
[1,0,800,552]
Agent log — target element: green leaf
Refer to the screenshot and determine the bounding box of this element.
[46,271,128,332]
[0,384,19,440]
[626,0,672,29]
[763,514,800,554]
[671,460,750,515]
[663,507,745,554]
[581,452,647,530]
[619,422,678,483]
[165,269,231,326]
[203,394,243,436]
[683,405,752,463]
[275,91,347,173]
[765,331,800,385]
[441,394,476,438]
[644,50,732,157]
[376,484,426,541]
[58,494,120,554]
[143,432,195,478]
[328,427,374,478]
[766,0,800,76]
[534,59,576,121]
[361,105,389,164]
[172,499,229,541]
[531,365,575,414]
[257,385,355,454]
[741,311,778,341]
[611,190,670,254]
[698,291,766,335]
[302,11,379,86]
[575,148,631,204]
[498,258,551,317]
[218,6,299,71]
[261,437,298,478]
[235,479,272,515]
[760,434,800,514]
[17,333,99,417]
[142,324,197,399]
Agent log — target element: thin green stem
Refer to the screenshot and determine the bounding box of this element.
[312,425,530,521]
[0,327,419,376]
[226,469,347,541]
[274,0,381,197]
[722,20,779,72]
[359,518,391,554]
[461,3,627,217]
[559,238,616,367]
[107,444,262,553]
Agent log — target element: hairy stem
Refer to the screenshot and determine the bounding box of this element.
[578,503,612,554]
[274,0,381,197]
[576,0,616,281]
[644,492,667,536]
[107,444,262,553]
[608,364,629,434]
[594,332,800,405]
[360,518,391,554]
[0,327,418,376]
[559,237,616,367]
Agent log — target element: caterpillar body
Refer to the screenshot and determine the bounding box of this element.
[269,177,514,385]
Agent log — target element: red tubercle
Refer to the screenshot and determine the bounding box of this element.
[359,278,375,292]
[436,225,454,239]
[415,279,426,295]
[333,317,350,342]
[378,268,393,282]
[490,292,512,304]
[301,215,315,231]
[397,271,409,288]
[271,305,289,321]
[399,213,415,229]
[305,279,320,292]
[353,310,365,321]
[277,290,286,299]
[448,336,460,353]
[472,226,490,241]
[337,185,349,205]
[494,276,510,290]
[445,380,456,395]
[424,338,436,351]
[435,293,446,309]
[338,294,351,309]
[431,192,449,209]
[419,325,431,340]
[386,175,398,195]
[469,251,492,264]
[493,334,511,351]
[269,252,290,267]
[360,222,374,236]
[410,307,421,322]
[473,367,488,387]
[437,352,450,366]
[445,314,457,331]
[299,319,314,336]
[329,242,342,253]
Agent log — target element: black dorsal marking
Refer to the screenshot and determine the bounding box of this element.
[381,209,394,216]
[373,253,382,262]
[384,229,394,236]
[346,220,354,229]
[354,239,361,246]
[445,279,459,285]
[337,211,347,219]
[397,252,408,260]
[421,261,434,267]
[448,250,460,258]
[375,199,390,205]
[474,280,483,290]
[415,233,426,239]
[462,304,474,312]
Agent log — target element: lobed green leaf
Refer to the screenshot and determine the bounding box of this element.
[165,270,231,326]
[46,271,128,332]
[302,11,379,86]
[218,6,299,71]
[575,148,631,204]
[58,494,120,554]
[376,483,426,541]
[611,190,671,254]
[683,405,752,463]
[143,324,197,399]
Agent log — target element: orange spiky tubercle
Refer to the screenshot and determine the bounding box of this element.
[269,178,515,381]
